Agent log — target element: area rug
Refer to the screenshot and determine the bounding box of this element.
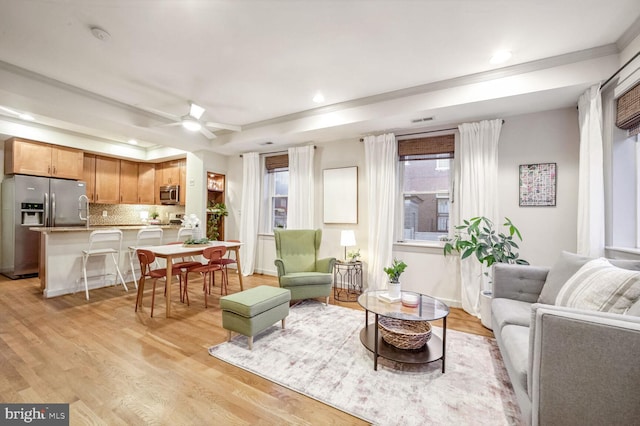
[208,300,522,426]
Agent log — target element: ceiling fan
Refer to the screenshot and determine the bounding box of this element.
[143,102,241,140]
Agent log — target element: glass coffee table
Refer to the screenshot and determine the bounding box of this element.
[357,290,450,372]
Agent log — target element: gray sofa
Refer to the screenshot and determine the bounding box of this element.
[491,261,640,426]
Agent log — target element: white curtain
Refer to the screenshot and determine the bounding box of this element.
[239,152,261,275]
[577,85,605,257]
[287,145,315,229]
[458,119,502,316]
[364,133,397,290]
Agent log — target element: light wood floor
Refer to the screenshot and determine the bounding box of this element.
[0,271,492,425]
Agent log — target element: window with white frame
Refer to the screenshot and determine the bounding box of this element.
[263,154,289,232]
[399,134,454,242]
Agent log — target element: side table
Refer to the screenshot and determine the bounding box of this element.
[333,260,363,302]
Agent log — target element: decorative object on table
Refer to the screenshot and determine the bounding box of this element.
[377,317,432,350]
[207,202,228,240]
[383,258,407,300]
[519,162,557,206]
[323,166,358,224]
[347,248,361,262]
[443,216,529,328]
[401,292,420,308]
[182,237,211,247]
[339,229,356,261]
[209,300,520,426]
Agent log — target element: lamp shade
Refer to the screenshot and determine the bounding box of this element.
[340,230,356,247]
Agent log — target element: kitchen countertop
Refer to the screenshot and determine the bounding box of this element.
[30,224,183,232]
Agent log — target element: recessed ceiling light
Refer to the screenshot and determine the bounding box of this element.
[127,139,138,145]
[182,118,202,132]
[490,50,512,64]
[313,91,325,103]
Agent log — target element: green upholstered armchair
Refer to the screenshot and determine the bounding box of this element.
[274,229,336,303]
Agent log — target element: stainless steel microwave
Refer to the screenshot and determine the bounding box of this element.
[159,185,180,205]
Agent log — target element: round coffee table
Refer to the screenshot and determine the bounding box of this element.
[357,290,450,372]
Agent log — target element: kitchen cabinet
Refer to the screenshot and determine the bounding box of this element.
[156,159,186,205]
[83,155,96,202]
[119,160,138,204]
[138,163,156,204]
[94,156,120,204]
[4,137,84,180]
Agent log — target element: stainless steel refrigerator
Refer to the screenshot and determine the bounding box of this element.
[1,175,87,279]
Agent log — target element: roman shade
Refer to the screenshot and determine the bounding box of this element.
[265,154,288,172]
[398,134,455,160]
[616,82,640,136]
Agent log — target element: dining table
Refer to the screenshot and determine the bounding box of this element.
[134,240,243,318]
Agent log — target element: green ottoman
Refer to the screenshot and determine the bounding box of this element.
[220,285,291,350]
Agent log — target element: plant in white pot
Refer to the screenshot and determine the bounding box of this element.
[383,259,407,299]
[443,216,528,328]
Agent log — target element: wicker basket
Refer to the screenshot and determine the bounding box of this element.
[378,317,432,350]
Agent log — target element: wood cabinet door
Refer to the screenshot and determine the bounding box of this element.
[119,160,138,204]
[8,139,52,176]
[51,146,84,180]
[161,160,181,185]
[83,155,96,202]
[137,163,156,205]
[95,156,120,204]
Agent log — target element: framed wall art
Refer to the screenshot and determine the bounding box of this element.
[323,166,358,223]
[519,163,557,207]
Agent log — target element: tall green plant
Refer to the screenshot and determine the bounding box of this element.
[443,217,529,267]
[207,202,228,241]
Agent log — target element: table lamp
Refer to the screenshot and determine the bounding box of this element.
[340,230,356,261]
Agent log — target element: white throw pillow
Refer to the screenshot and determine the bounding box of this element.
[555,257,640,314]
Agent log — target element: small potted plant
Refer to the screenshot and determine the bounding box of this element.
[149,211,160,225]
[383,259,407,299]
[347,249,361,262]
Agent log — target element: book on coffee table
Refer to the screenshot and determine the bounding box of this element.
[377,292,401,303]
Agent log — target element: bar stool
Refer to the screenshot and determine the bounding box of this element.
[128,227,163,289]
[81,229,127,300]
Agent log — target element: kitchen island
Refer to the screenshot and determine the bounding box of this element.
[30,225,182,298]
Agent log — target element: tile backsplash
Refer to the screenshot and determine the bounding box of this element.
[88,204,186,226]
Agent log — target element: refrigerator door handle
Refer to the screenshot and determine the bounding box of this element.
[51,192,56,227]
[44,192,50,227]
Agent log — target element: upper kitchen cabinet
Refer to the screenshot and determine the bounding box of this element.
[94,156,120,204]
[83,154,96,202]
[157,159,186,205]
[4,138,84,180]
[138,163,156,205]
[119,160,138,204]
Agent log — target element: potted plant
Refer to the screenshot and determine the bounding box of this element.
[383,258,407,299]
[149,211,160,224]
[347,249,361,263]
[207,202,228,240]
[443,216,528,328]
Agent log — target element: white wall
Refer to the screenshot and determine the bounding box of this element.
[228,106,581,307]
[498,107,580,267]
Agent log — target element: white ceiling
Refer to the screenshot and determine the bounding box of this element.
[0,0,638,157]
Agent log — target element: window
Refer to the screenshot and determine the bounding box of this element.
[399,134,454,242]
[264,154,289,231]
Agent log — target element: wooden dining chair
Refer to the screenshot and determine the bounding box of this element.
[184,246,226,308]
[135,249,170,317]
[212,240,241,291]
[166,241,201,305]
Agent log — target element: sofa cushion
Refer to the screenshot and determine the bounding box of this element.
[491,298,532,332]
[627,299,640,316]
[538,251,640,305]
[500,324,530,396]
[555,258,640,314]
[280,272,333,287]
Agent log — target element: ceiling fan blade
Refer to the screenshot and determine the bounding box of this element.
[200,126,217,140]
[158,122,182,128]
[189,102,205,119]
[204,121,242,132]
